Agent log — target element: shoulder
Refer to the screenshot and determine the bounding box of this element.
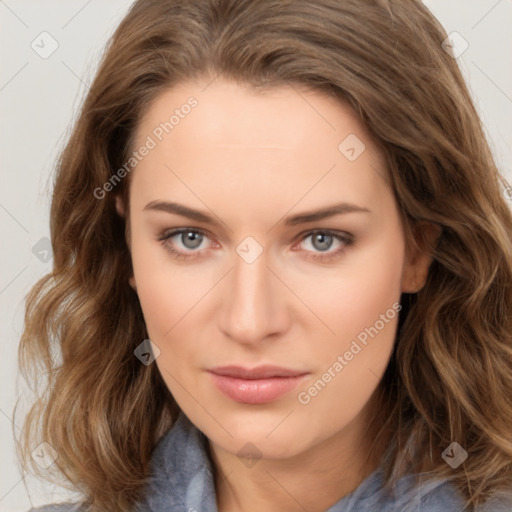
[420,479,512,512]
[477,492,512,512]
[419,479,469,511]
[27,503,88,512]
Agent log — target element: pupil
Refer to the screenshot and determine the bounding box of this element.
[314,233,331,251]
[184,231,202,249]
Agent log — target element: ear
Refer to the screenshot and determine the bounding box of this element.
[114,194,137,291]
[128,274,137,290]
[401,221,441,293]
[115,194,125,218]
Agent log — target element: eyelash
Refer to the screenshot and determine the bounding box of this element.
[157,228,354,263]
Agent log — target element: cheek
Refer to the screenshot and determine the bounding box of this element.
[130,242,199,395]
[131,243,171,338]
[294,232,403,409]
[302,230,404,342]
[130,231,201,339]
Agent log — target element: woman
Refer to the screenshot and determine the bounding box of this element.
[16,0,512,511]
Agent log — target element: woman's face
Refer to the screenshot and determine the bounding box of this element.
[121,77,431,461]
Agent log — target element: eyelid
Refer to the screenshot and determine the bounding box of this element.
[157,226,352,243]
[157,227,217,248]
[157,227,354,261]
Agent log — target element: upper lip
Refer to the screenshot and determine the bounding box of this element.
[208,365,308,379]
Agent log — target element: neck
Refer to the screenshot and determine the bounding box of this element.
[208,389,392,512]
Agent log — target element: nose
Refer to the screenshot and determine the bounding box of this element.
[218,246,290,346]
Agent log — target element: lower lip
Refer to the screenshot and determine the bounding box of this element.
[208,372,308,404]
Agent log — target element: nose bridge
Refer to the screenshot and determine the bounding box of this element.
[219,240,285,343]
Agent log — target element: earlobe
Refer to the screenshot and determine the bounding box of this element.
[115,194,125,218]
[129,275,137,291]
[401,222,442,293]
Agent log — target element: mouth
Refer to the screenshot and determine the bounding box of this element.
[207,365,309,404]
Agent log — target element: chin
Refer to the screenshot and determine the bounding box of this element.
[205,408,310,456]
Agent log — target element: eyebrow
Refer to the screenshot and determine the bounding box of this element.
[143,200,371,227]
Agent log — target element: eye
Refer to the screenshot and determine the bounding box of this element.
[157,228,211,261]
[294,230,353,262]
[157,228,353,262]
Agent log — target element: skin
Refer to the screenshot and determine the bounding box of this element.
[116,76,438,512]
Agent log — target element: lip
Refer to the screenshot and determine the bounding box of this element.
[209,365,307,379]
[208,365,309,404]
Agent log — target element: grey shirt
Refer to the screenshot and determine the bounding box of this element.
[28,412,512,511]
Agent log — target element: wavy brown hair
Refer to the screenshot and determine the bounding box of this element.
[15,0,512,510]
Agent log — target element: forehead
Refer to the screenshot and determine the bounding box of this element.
[129,78,391,219]
[135,78,382,153]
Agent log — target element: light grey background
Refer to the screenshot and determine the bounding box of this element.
[1,1,511,510]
